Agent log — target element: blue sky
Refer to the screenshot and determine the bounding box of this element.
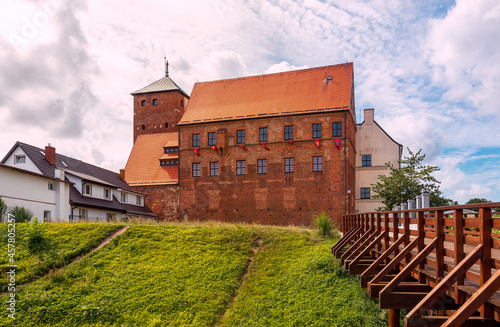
[0,0,499,203]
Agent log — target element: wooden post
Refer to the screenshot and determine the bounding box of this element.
[393,212,399,256]
[376,213,382,256]
[404,211,410,264]
[454,209,464,304]
[384,213,389,251]
[388,309,400,327]
[436,210,444,279]
[417,211,425,284]
[479,207,492,318]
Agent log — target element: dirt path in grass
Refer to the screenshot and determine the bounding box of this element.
[217,237,263,326]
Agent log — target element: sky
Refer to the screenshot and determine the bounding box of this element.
[0,0,499,204]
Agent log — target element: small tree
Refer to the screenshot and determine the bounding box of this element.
[8,206,34,223]
[371,148,441,211]
[465,198,500,212]
[0,197,7,222]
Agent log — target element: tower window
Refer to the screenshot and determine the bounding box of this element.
[181,100,184,107]
[258,159,267,174]
[165,123,168,128]
[208,132,216,146]
[284,125,293,140]
[210,162,219,177]
[332,122,342,137]
[312,123,322,138]
[192,134,200,147]
[136,125,139,131]
[153,99,158,105]
[142,125,145,130]
[362,155,372,167]
[237,130,245,144]
[141,100,146,106]
[284,158,294,173]
[259,127,268,142]
[192,163,201,177]
[313,156,323,172]
[236,160,246,175]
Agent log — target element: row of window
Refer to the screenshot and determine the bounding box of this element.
[192,156,324,177]
[140,99,184,107]
[191,123,343,147]
[136,122,174,131]
[82,184,143,205]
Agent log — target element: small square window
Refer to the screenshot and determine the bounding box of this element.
[284,158,294,173]
[362,155,372,167]
[332,122,342,137]
[208,132,216,146]
[141,100,146,107]
[237,130,245,144]
[361,188,370,199]
[312,124,322,138]
[258,159,267,174]
[153,99,158,105]
[192,163,201,177]
[48,183,55,191]
[284,125,293,140]
[15,155,26,164]
[313,156,323,172]
[192,134,200,147]
[259,127,268,142]
[210,162,219,177]
[236,160,246,175]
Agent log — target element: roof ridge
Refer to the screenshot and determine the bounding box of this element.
[193,62,353,86]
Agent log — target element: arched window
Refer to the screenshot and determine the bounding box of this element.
[165,123,168,128]
[141,100,146,106]
[142,125,145,130]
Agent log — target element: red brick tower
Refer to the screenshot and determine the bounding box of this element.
[131,60,190,143]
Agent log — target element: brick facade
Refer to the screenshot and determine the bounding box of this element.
[178,111,356,226]
[131,184,180,221]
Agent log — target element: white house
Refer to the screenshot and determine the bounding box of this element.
[1,142,156,222]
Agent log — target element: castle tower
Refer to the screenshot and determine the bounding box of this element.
[131,61,190,143]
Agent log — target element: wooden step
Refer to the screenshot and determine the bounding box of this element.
[405,316,500,327]
[380,292,459,310]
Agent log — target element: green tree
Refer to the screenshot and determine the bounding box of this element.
[430,191,458,207]
[371,148,441,211]
[465,198,500,212]
[0,197,7,222]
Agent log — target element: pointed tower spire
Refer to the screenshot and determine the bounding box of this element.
[164,57,169,77]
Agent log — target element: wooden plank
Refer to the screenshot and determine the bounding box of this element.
[333,226,360,257]
[479,207,492,318]
[348,232,384,269]
[340,229,374,263]
[404,211,410,264]
[393,213,399,256]
[406,244,483,319]
[360,236,405,280]
[454,209,465,304]
[417,211,425,284]
[344,230,378,265]
[406,316,498,327]
[388,309,399,327]
[442,268,500,327]
[436,210,444,278]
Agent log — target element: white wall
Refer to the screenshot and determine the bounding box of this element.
[4,148,42,174]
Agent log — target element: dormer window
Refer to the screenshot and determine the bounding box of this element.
[136,196,143,206]
[84,184,92,196]
[15,155,26,164]
[104,188,111,200]
[141,100,146,106]
[160,159,179,166]
[153,99,158,105]
[121,192,127,203]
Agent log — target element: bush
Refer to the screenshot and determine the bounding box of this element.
[27,218,49,254]
[0,197,7,222]
[313,212,339,238]
[8,205,34,222]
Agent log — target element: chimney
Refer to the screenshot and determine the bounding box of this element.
[364,108,374,124]
[45,144,56,165]
[120,169,126,181]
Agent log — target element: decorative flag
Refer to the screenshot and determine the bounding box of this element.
[288,141,294,145]
[194,148,200,156]
[238,144,248,151]
[334,138,341,150]
[211,146,218,151]
[315,140,320,148]
[260,142,270,150]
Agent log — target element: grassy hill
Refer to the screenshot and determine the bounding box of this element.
[0,222,387,326]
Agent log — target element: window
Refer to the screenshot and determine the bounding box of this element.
[164,147,179,154]
[192,134,200,147]
[312,123,322,138]
[259,127,268,142]
[165,123,169,128]
[284,125,293,140]
[313,156,323,172]
[362,155,372,167]
[141,100,146,106]
[332,122,342,137]
[181,100,184,107]
[153,99,158,105]
[192,163,201,177]
[236,160,246,175]
[43,210,51,222]
[48,183,55,191]
[258,159,267,174]
[14,155,26,164]
[208,132,216,146]
[136,196,142,205]
[361,188,370,199]
[142,125,145,130]
[284,158,294,173]
[84,184,92,196]
[210,162,219,177]
[79,208,87,219]
[160,160,178,166]
[121,192,128,203]
[237,130,245,144]
[104,188,111,199]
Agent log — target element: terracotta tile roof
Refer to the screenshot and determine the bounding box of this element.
[125,133,179,186]
[130,76,190,98]
[179,63,353,125]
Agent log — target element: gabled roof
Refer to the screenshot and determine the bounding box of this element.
[1,142,133,191]
[179,62,353,125]
[130,76,190,98]
[124,133,179,186]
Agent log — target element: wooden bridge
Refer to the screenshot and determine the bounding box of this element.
[333,202,500,326]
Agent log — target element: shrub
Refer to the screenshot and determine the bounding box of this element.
[27,218,49,254]
[8,205,34,222]
[0,197,7,222]
[313,212,339,238]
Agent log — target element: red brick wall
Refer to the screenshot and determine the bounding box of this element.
[131,184,180,221]
[178,111,356,227]
[133,91,189,143]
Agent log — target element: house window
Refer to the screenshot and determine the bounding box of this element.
[361,188,370,199]
[362,155,372,167]
[208,132,216,146]
[210,162,219,177]
[332,122,342,137]
[258,159,267,174]
[48,183,55,191]
[136,196,142,206]
[141,100,146,107]
[313,156,323,172]
[43,210,51,222]
[192,134,200,147]
[312,123,322,138]
[192,163,201,177]
[79,208,88,219]
[121,192,128,203]
[160,160,178,166]
[284,125,293,140]
[84,184,92,196]
[259,127,268,142]
[236,160,246,175]
[284,158,294,173]
[237,130,245,144]
[104,188,111,199]
[153,99,158,105]
[15,155,26,164]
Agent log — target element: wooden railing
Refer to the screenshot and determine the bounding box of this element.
[334,202,500,327]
